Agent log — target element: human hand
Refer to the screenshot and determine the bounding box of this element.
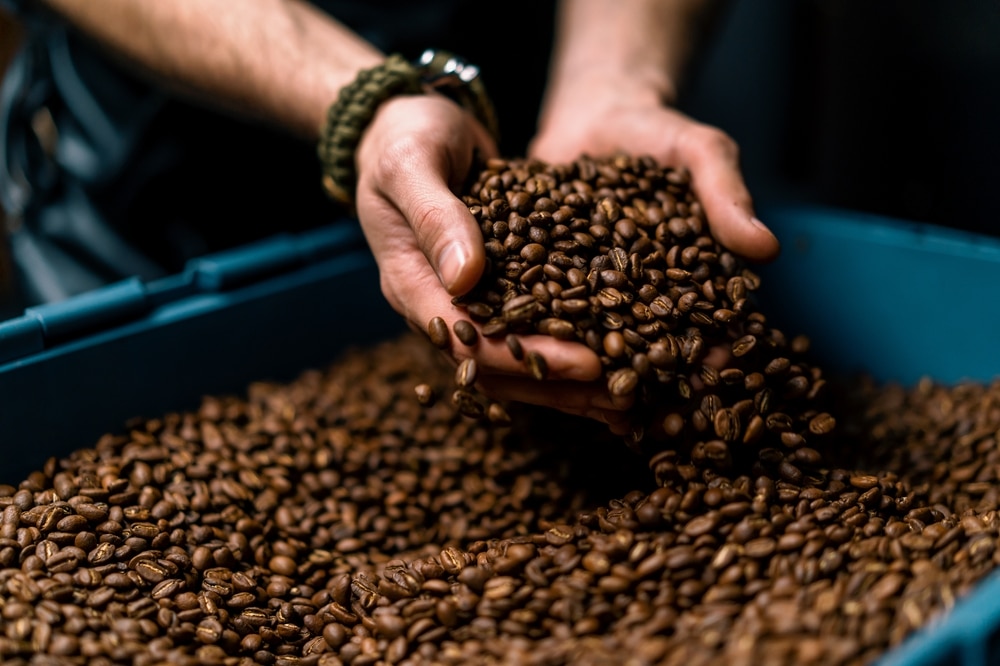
[353,94,629,428]
[526,78,778,437]
[529,80,781,263]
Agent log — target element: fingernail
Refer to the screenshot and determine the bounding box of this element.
[750,216,781,246]
[436,241,467,292]
[750,216,778,237]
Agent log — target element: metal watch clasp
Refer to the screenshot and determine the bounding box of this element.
[415,49,481,89]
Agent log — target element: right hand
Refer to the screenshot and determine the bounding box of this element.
[352,94,630,430]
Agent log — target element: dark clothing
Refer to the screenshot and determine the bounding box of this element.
[0,0,556,304]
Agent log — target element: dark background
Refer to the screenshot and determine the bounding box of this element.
[0,0,998,313]
[679,0,1000,238]
[0,6,21,314]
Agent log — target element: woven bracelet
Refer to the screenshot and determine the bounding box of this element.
[317,50,499,210]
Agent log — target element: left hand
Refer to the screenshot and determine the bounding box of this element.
[529,80,781,263]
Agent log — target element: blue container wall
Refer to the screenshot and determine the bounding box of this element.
[0,226,405,484]
[755,205,1000,386]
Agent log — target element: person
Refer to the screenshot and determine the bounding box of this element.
[0,0,780,429]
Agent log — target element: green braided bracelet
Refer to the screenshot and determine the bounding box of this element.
[317,50,499,210]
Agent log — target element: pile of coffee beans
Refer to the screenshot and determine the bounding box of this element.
[1,332,999,666]
[1,153,998,665]
[435,155,831,474]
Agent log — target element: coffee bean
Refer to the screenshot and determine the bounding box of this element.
[452,389,486,419]
[683,513,719,538]
[455,358,478,388]
[744,537,776,559]
[453,320,479,346]
[466,302,494,322]
[481,317,508,338]
[713,408,741,443]
[731,334,757,357]
[526,351,548,381]
[427,317,451,349]
[87,542,115,566]
[505,335,524,361]
[487,402,511,426]
[414,384,435,406]
[603,332,626,358]
[502,294,541,325]
[850,475,880,490]
[134,560,169,583]
[269,555,297,577]
[809,412,837,435]
[542,318,576,341]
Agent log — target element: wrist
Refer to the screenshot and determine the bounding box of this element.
[538,65,674,134]
[556,61,677,107]
[316,50,498,210]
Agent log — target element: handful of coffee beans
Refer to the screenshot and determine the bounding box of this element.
[429,154,832,474]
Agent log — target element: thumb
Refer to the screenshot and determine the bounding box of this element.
[396,181,487,296]
[676,125,781,262]
[692,165,781,263]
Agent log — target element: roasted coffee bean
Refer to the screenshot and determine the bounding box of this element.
[543,318,577,341]
[455,358,478,388]
[603,331,626,358]
[712,408,740,443]
[526,351,548,381]
[502,294,541,324]
[453,320,479,346]
[504,334,525,361]
[452,389,486,419]
[414,384,435,406]
[427,317,451,349]
[809,412,837,435]
[481,317,509,338]
[466,302,494,322]
[608,368,640,398]
[731,334,757,357]
[487,402,512,426]
[269,555,297,577]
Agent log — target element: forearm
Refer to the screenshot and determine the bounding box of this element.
[543,0,728,111]
[36,0,383,138]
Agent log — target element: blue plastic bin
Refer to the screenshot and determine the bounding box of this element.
[755,204,1000,387]
[0,219,403,483]
[1,205,999,665]
[755,205,1000,666]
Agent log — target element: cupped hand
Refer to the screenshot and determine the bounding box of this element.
[353,94,624,425]
[529,89,781,263]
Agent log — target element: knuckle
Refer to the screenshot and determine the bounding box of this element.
[689,125,740,161]
[408,199,450,247]
[375,134,427,181]
[371,138,456,247]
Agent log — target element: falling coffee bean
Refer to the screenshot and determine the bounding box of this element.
[427,316,451,349]
[453,320,479,346]
[455,358,478,388]
[414,384,435,406]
